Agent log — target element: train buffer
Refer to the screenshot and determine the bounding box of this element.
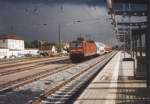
[74,51,149,104]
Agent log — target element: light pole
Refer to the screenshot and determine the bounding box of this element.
[122,4,126,58]
[128,3,132,57]
[58,24,61,52]
[58,20,81,53]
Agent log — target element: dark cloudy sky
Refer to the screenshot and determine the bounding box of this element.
[0,0,116,44]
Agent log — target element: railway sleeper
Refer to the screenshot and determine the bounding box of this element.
[41,52,117,104]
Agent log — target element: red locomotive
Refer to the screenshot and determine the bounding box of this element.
[69,38,97,61]
[69,38,113,61]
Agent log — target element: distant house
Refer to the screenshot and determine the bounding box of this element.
[63,43,69,50]
[0,34,24,50]
[41,42,57,54]
[62,43,69,54]
[0,34,25,58]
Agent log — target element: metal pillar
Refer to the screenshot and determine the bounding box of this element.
[128,4,133,57]
[123,4,126,58]
[135,35,138,58]
[132,35,135,57]
[145,0,150,87]
[139,34,142,57]
[145,31,150,87]
[124,33,126,58]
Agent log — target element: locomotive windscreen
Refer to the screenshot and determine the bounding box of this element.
[70,41,82,48]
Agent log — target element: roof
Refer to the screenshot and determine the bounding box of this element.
[111,0,148,4]
[0,47,8,49]
[0,34,23,40]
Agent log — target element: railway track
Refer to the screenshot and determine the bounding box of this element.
[0,59,73,91]
[32,52,117,104]
[0,56,68,69]
[0,52,116,104]
[0,56,66,65]
[0,64,75,93]
[0,58,70,76]
[0,57,48,65]
[0,57,32,64]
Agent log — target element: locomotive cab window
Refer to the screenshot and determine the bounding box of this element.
[70,41,82,48]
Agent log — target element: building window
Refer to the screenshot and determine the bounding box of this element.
[3,40,5,43]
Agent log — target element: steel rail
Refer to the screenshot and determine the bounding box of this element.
[0,56,68,69]
[0,59,70,76]
[31,52,117,104]
[0,64,75,93]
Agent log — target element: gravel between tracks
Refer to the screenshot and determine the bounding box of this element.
[0,56,68,68]
[0,54,111,104]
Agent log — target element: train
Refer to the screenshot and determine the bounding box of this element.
[104,45,112,53]
[95,42,106,55]
[69,38,112,61]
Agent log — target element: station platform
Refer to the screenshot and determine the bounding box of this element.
[74,51,150,104]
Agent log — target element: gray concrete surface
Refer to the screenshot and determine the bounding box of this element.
[74,51,149,104]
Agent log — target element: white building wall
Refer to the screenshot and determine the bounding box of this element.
[0,38,25,58]
[9,50,25,57]
[0,38,41,58]
[0,49,9,58]
[0,39,8,48]
[0,49,39,59]
[7,39,24,50]
[24,49,39,55]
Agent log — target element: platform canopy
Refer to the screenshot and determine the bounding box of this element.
[114,11,147,16]
[132,28,146,35]
[117,28,146,41]
[118,27,146,31]
[117,22,147,26]
[106,0,150,88]
[107,0,147,42]
[116,34,130,42]
[107,0,148,10]
[111,0,147,4]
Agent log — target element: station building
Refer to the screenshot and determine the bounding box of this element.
[0,34,24,50]
[0,34,38,58]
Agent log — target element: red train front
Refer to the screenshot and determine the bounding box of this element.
[69,38,96,61]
